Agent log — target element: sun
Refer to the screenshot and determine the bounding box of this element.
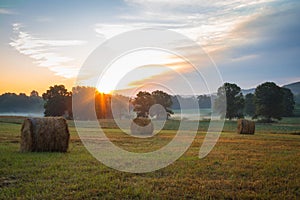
[96,85,113,94]
[95,49,183,95]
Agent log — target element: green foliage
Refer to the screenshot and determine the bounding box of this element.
[132,91,155,118]
[244,93,255,117]
[151,90,174,119]
[281,87,295,117]
[254,82,284,121]
[197,95,211,108]
[132,90,173,119]
[42,85,72,117]
[215,83,244,120]
[0,91,44,113]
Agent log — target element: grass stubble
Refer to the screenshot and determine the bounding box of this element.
[0,117,299,199]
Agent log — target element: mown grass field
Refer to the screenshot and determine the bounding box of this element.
[0,116,300,199]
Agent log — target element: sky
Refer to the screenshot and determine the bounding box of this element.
[0,0,299,95]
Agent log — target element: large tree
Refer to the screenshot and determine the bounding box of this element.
[254,82,284,121]
[132,91,155,118]
[215,83,244,120]
[132,90,173,119]
[244,93,255,117]
[42,85,72,117]
[151,90,174,119]
[281,87,295,117]
[197,95,211,108]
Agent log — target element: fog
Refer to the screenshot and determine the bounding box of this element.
[0,112,44,117]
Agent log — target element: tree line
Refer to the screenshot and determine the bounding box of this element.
[42,85,175,120]
[214,82,295,122]
[0,90,44,113]
[0,81,296,122]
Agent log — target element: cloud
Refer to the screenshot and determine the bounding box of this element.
[96,0,277,52]
[0,8,16,15]
[92,0,300,91]
[91,0,286,92]
[220,2,300,62]
[210,2,300,87]
[9,23,87,78]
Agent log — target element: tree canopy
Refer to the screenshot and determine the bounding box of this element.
[42,85,72,117]
[215,83,244,120]
[254,82,284,121]
[0,91,44,113]
[197,95,211,108]
[151,90,174,119]
[244,93,255,117]
[132,91,155,118]
[281,87,295,117]
[132,90,173,119]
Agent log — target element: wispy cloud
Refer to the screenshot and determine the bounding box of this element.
[9,23,86,78]
[92,0,299,92]
[92,0,278,91]
[212,2,300,86]
[0,8,16,15]
[96,0,277,51]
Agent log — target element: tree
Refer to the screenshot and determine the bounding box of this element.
[111,94,130,119]
[215,83,244,120]
[281,87,295,117]
[0,92,43,113]
[42,85,72,117]
[132,91,154,118]
[30,90,39,97]
[254,82,283,122]
[151,90,174,119]
[244,93,255,117]
[197,95,211,108]
[72,86,96,120]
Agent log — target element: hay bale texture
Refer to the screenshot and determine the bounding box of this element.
[130,118,154,136]
[20,117,70,152]
[237,119,255,134]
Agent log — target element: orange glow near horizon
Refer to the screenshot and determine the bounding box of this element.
[0,65,75,96]
[95,49,189,94]
[96,86,113,94]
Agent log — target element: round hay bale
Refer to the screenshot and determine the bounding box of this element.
[237,119,255,134]
[20,117,70,152]
[130,118,154,136]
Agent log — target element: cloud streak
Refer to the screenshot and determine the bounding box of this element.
[0,8,16,15]
[9,23,86,78]
[95,0,279,53]
[90,0,288,92]
[210,2,300,87]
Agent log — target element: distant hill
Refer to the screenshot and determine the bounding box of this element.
[241,81,300,96]
[241,88,255,95]
[283,82,300,95]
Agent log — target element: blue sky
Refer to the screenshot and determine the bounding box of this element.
[0,0,299,95]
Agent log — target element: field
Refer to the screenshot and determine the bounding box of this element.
[0,117,300,199]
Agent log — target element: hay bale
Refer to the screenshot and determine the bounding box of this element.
[130,118,154,136]
[237,119,255,134]
[20,117,70,152]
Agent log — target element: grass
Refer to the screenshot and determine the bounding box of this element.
[0,117,300,199]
